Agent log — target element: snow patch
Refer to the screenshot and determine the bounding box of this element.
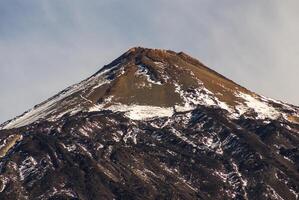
[174,82,232,113]
[234,92,281,120]
[0,176,9,192]
[77,144,93,158]
[1,64,120,130]
[136,65,162,85]
[123,127,138,144]
[90,104,174,120]
[61,143,76,152]
[19,157,38,181]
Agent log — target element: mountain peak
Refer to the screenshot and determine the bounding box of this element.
[1,48,298,129]
[0,47,299,200]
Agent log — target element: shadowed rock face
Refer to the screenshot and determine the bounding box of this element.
[0,47,298,200]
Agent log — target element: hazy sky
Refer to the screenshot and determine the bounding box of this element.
[1,0,299,123]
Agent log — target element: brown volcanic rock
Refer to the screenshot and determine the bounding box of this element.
[0,47,298,200]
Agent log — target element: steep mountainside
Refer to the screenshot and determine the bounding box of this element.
[0,47,298,200]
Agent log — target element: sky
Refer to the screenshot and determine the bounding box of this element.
[0,0,299,123]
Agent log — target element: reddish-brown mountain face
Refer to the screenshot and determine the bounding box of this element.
[0,47,298,200]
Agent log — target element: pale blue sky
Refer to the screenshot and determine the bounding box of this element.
[1,0,299,123]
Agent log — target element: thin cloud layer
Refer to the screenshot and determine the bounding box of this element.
[0,0,298,123]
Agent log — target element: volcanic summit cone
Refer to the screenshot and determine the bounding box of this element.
[0,47,298,200]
